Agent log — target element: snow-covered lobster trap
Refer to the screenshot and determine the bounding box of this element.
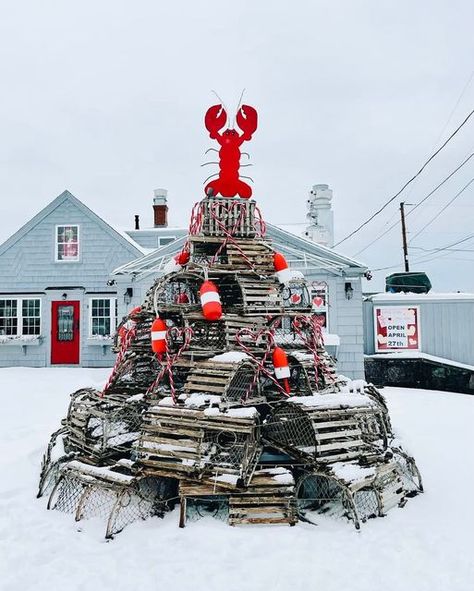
[63,388,145,463]
[295,450,423,529]
[46,460,177,538]
[138,404,262,488]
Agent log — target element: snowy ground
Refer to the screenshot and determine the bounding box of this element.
[0,368,473,591]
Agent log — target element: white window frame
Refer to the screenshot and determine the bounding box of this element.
[55,224,80,263]
[88,297,117,338]
[0,297,42,337]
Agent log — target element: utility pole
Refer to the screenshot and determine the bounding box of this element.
[400,201,410,272]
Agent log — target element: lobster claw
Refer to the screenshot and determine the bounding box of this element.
[236,104,258,140]
[205,104,227,139]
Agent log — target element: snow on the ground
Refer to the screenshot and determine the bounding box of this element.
[1,367,473,591]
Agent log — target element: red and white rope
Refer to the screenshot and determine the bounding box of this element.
[147,326,193,403]
[101,324,137,397]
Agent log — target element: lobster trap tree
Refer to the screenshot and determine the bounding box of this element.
[37,101,422,537]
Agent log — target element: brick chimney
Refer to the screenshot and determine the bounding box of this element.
[153,188,168,227]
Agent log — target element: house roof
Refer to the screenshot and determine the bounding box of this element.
[112,223,367,281]
[0,190,146,258]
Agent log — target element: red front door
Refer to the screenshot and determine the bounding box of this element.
[51,301,80,364]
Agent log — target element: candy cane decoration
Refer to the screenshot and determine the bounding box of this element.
[208,201,257,270]
[102,323,137,397]
[292,315,336,389]
[147,326,193,403]
[236,327,290,399]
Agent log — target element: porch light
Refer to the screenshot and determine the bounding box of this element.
[344,282,354,300]
[124,288,133,305]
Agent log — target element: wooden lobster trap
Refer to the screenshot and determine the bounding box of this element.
[237,275,283,315]
[138,405,262,488]
[178,467,297,527]
[263,395,388,465]
[64,388,145,464]
[182,357,265,407]
[188,235,274,274]
[194,196,262,239]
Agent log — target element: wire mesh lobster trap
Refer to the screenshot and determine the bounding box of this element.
[64,388,145,463]
[47,460,177,538]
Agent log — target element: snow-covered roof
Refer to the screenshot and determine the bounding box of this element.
[0,190,146,258]
[366,351,474,372]
[367,292,474,303]
[112,224,367,280]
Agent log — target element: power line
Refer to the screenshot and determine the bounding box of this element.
[353,151,474,256]
[408,176,474,243]
[370,233,474,272]
[335,105,474,247]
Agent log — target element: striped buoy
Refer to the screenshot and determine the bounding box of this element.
[199,280,222,321]
[151,317,168,356]
[273,252,293,285]
[272,347,291,394]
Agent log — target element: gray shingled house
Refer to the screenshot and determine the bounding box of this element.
[0,190,144,367]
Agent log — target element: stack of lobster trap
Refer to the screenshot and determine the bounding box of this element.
[38,195,422,538]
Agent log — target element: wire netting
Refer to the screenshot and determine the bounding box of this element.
[393,450,423,493]
[186,496,229,523]
[264,404,316,453]
[296,473,356,525]
[353,488,379,521]
[225,364,259,403]
[49,475,84,515]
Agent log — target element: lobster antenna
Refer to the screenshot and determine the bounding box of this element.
[211,89,228,118]
[233,87,246,129]
[236,87,246,112]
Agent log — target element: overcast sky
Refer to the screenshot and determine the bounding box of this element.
[1,0,473,291]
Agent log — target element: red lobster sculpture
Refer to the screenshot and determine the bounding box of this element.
[204,103,258,199]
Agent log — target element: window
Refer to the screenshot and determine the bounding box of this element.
[22,299,41,335]
[310,282,329,332]
[0,298,41,337]
[89,298,117,337]
[158,236,176,247]
[56,225,79,262]
[0,299,18,335]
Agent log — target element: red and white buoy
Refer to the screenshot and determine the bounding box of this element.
[151,317,168,356]
[272,346,291,394]
[163,250,190,275]
[199,280,222,321]
[273,252,293,285]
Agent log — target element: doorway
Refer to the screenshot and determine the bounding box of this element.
[51,301,80,364]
